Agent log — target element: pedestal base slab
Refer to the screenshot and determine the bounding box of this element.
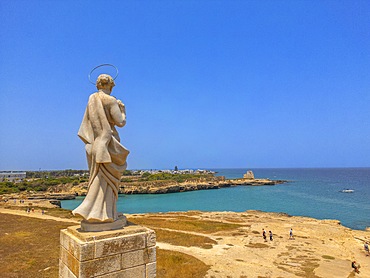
[81,215,127,232]
[59,222,156,278]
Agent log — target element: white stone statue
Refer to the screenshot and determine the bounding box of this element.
[73,74,129,231]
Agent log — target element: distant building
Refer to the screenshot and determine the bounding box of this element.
[0,171,27,182]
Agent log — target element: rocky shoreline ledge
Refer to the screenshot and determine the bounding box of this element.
[0,177,287,208]
[0,171,287,207]
[120,177,287,194]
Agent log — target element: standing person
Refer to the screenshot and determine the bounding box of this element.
[289,228,294,239]
[364,242,369,256]
[262,229,267,241]
[73,74,129,224]
[269,231,273,241]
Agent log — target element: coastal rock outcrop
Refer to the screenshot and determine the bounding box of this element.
[0,196,62,208]
[243,170,255,179]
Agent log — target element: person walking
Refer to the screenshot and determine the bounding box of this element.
[269,231,273,241]
[364,242,369,256]
[262,229,267,242]
[289,228,294,240]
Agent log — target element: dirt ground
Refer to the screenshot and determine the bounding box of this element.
[0,213,72,278]
[129,210,370,278]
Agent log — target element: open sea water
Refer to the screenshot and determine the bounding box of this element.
[61,168,370,230]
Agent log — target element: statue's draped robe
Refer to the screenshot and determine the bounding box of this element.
[73,92,129,222]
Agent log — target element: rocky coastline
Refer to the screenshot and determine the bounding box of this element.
[0,169,287,209]
[119,177,286,194]
[0,176,286,209]
[0,192,78,209]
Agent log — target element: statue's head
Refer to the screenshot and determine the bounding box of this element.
[96,74,115,91]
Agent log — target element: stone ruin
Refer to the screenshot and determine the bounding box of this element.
[243,170,255,180]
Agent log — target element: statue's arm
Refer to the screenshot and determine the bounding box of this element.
[109,99,126,127]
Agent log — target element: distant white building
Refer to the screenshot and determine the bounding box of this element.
[0,171,26,182]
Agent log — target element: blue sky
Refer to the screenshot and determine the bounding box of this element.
[1,0,369,170]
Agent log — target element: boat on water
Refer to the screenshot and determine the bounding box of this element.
[340,189,354,193]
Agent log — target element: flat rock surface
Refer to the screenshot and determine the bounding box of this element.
[132,210,370,278]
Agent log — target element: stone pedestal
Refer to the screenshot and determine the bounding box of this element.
[59,223,156,278]
[81,215,127,232]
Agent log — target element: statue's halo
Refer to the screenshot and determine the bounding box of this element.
[88,64,119,85]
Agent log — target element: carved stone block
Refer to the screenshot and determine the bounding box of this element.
[59,224,156,278]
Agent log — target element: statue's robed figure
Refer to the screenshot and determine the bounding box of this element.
[73,74,129,224]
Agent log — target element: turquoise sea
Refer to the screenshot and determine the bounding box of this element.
[61,168,370,230]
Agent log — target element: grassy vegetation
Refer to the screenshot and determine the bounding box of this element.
[0,181,20,194]
[140,172,214,183]
[157,249,210,278]
[0,213,211,278]
[129,216,242,234]
[1,206,82,220]
[293,257,320,278]
[1,170,216,194]
[274,256,320,278]
[0,170,91,194]
[0,213,73,278]
[224,217,247,223]
[322,255,335,260]
[0,176,89,194]
[35,207,82,220]
[247,243,270,248]
[121,172,215,183]
[26,170,88,179]
[156,229,216,249]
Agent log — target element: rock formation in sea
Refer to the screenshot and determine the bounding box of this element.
[243,170,255,179]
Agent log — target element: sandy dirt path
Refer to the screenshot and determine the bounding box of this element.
[0,208,79,224]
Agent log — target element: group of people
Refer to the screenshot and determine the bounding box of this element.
[262,228,294,242]
[26,208,45,215]
[262,229,274,241]
[261,228,367,275]
[2,198,25,204]
[26,208,45,214]
[352,242,369,274]
[26,208,34,214]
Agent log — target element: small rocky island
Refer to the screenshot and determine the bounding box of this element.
[0,170,286,208]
